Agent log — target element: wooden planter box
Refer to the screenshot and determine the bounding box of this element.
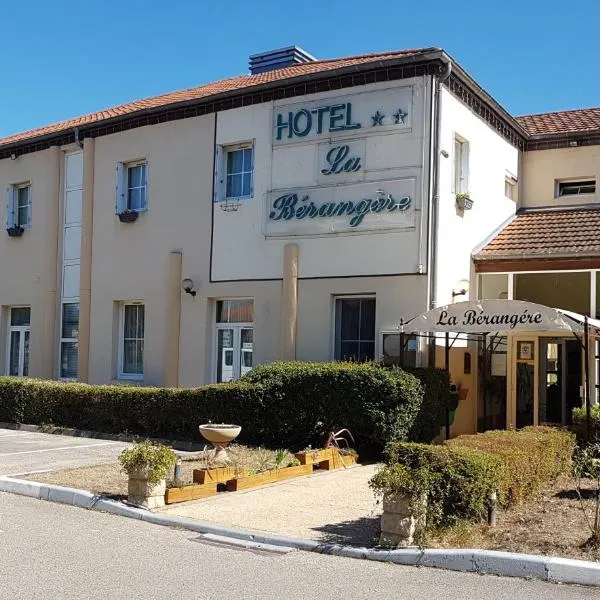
[226,470,278,492]
[193,467,240,484]
[274,463,313,481]
[164,482,217,504]
[294,448,335,465]
[319,452,358,471]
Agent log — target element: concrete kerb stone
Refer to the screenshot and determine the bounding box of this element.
[1,475,599,587]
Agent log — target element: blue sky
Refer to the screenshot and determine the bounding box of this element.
[1,0,598,138]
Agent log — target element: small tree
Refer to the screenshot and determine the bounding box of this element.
[573,443,600,548]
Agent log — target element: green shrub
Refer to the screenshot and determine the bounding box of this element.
[445,426,575,505]
[371,442,501,526]
[0,361,432,455]
[572,405,600,444]
[403,368,450,442]
[119,440,178,484]
[242,361,423,455]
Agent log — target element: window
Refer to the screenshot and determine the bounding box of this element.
[6,183,31,228]
[335,297,376,362]
[557,179,596,198]
[380,332,418,367]
[120,303,144,378]
[60,303,79,379]
[223,144,253,200]
[505,173,517,200]
[214,299,253,383]
[453,136,469,194]
[6,307,30,377]
[116,161,148,213]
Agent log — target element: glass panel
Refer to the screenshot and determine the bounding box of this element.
[242,171,252,197]
[9,331,20,376]
[479,336,507,432]
[340,341,359,362]
[62,303,79,338]
[17,204,29,227]
[128,165,142,188]
[60,341,78,379]
[127,188,142,210]
[10,307,30,326]
[217,328,235,383]
[216,300,253,323]
[122,305,144,375]
[516,362,534,428]
[23,331,29,376]
[540,341,561,424]
[479,273,508,300]
[227,150,244,174]
[381,334,417,367]
[123,340,143,374]
[359,299,376,341]
[514,272,590,315]
[339,299,360,340]
[240,328,253,376]
[359,341,375,361]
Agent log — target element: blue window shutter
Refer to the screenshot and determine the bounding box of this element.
[6,186,14,228]
[115,162,125,213]
[143,162,148,210]
[214,145,222,203]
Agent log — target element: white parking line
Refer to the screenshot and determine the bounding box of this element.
[0,442,119,457]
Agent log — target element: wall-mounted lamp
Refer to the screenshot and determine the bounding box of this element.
[10,153,17,161]
[182,278,197,297]
[440,149,449,158]
[452,279,470,300]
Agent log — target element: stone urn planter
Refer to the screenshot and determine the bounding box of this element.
[199,423,241,464]
[127,466,167,509]
[380,492,427,547]
[118,441,178,510]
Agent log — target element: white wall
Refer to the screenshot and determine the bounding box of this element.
[212,78,432,281]
[436,88,519,307]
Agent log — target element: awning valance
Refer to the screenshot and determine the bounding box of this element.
[400,299,600,335]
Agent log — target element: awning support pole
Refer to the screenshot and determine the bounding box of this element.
[585,316,591,439]
[445,332,450,440]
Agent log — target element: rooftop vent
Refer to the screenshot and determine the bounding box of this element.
[249,46,316,75]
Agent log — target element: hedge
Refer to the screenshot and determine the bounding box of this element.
[0,361,446,455]
[446,426,576,505]
[372,426,575,528]
[241,361,424,455]
[371,442,501,527]
[572,405,600,444]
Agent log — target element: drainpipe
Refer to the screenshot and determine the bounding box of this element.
[427,59,452,368]
[429,59,452,312]
[73,127,84,149]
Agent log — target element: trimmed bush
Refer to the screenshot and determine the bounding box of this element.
[446,426,576,505]
[404,368,450,442]
[373,426,576,529]
[572,405,600,443]
[0,361,433,455]
[241,361,423,455]
[371,442,501,527]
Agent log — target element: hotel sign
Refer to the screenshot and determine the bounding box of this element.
[273,86,413,145]
[265,179,416,237]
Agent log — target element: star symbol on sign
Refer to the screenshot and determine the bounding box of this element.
[371,110,385,126]
[394,109,408,124]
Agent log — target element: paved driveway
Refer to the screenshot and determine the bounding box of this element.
[0,428,131,476]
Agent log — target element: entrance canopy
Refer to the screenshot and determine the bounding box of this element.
[400,299,600,336]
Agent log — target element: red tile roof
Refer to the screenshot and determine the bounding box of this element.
[475,208,600,261]
[0,48,436,150]
[516,107,600,137]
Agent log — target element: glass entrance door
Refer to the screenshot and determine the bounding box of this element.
[6,307,31,377]
[515,340,536,428]
[215,326,253,383]
[539,338,582,425]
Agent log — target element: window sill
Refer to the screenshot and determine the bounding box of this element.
[115,375,144,383]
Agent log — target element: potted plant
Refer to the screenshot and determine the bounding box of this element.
[6,225,24,237]
[117,209,139,223]
[455,192,474,211]
[119,441,177,509]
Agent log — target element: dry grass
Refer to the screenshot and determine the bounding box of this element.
[21,444,299,499]
[428,476,600,562]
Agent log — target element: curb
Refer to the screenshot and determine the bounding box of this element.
[1,475,599,587]
[0,422,207,452]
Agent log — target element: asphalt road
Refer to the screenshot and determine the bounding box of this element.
[0,428,131,476]
[1,493,598,600]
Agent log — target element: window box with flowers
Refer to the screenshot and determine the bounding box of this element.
[456,192,474,211]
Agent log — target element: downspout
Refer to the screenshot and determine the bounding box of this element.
[429,59,452,312]
[73,127,84,149]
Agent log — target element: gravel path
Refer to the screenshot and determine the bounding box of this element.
[162,463,382,546]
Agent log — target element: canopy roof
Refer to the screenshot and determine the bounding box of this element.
[401,300,600,335]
